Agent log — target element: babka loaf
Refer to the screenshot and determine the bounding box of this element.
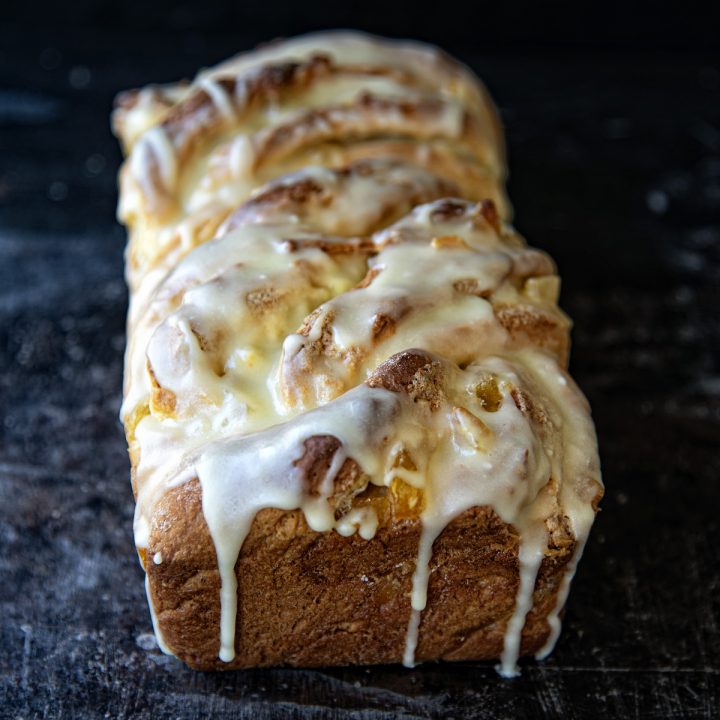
[113,31,602,676]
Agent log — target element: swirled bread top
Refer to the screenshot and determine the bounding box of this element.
[113,31,507,291]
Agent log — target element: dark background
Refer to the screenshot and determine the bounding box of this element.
[1,2,719,718]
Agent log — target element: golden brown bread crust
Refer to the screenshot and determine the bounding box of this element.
[146,480,575,670]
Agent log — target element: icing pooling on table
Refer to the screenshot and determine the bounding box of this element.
[117,31,602,675]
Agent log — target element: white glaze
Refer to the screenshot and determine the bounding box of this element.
[132,126,177,191]
[197,77,237,122]
[535,533,588,660]
[497,524,547,678]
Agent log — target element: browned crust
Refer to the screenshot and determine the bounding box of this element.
[221,160,459,237]
[238,176,328,213]
[147,362,177,416]
[250,93,489,175]
[494,304,571,368]
[477,197,502,233]
[163,55,335,165]
[146,478,576,670]
[280,236,375,256]
[423,198,508,239]
[293,435,369,516]
[257,139,509,221]
[367,349,445,410]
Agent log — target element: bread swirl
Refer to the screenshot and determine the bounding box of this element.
[114,31,602,675]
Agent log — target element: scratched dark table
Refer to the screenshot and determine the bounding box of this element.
[1,4,719,718]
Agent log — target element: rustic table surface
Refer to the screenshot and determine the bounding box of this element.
[1,17,719,720]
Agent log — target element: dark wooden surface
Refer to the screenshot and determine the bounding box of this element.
[1,15,719,719]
